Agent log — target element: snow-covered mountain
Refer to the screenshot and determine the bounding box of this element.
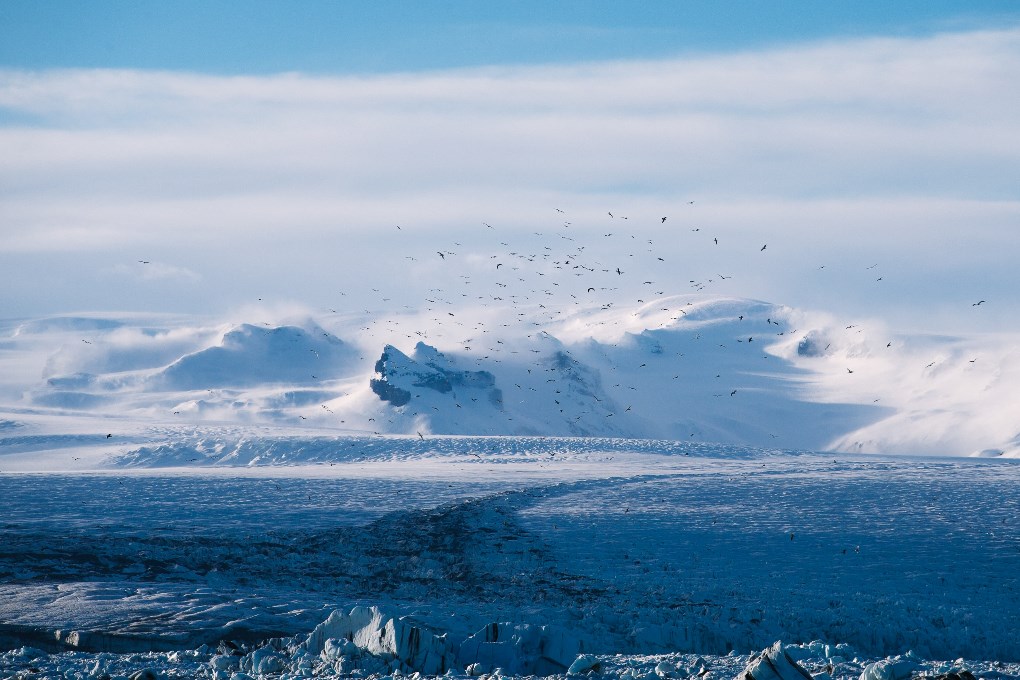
[3,296,1019,457]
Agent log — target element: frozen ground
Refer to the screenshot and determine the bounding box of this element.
[1,434,1019,678]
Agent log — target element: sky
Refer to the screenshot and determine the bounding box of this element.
[2,2,1019,334]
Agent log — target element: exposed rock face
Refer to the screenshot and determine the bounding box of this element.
[369,349,413,406]
[370,343,502,409]
[796,332,830,357]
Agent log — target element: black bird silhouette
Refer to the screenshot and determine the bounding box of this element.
[437,252,445,259]
[972,300,986,306]
[760,244,767,251]
[587,287,595,293]
[661,217,667,223]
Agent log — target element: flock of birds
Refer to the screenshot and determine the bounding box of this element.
[99,205,994,438]
[239,206,986,436]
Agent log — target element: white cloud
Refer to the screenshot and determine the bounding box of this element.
[1,27,1018,332]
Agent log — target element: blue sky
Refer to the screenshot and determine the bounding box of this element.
[1,3,1019,335]
[2,1,1019,73]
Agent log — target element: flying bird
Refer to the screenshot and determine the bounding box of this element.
[972,300,986,306]
[661,217,667,223]
[437,252,445,259]
[760,244,767,251]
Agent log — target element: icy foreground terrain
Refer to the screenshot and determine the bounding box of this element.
[1,436,1019,678]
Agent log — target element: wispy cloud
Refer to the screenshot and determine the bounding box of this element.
[106,261,202,283]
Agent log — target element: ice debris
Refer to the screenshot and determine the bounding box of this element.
[737,642,813,680]
[458,620,585,675]
[300,605,453,675]
[859,656,923,680]
[568,654,602,675]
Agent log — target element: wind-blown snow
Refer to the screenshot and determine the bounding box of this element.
[155,322,357,390]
